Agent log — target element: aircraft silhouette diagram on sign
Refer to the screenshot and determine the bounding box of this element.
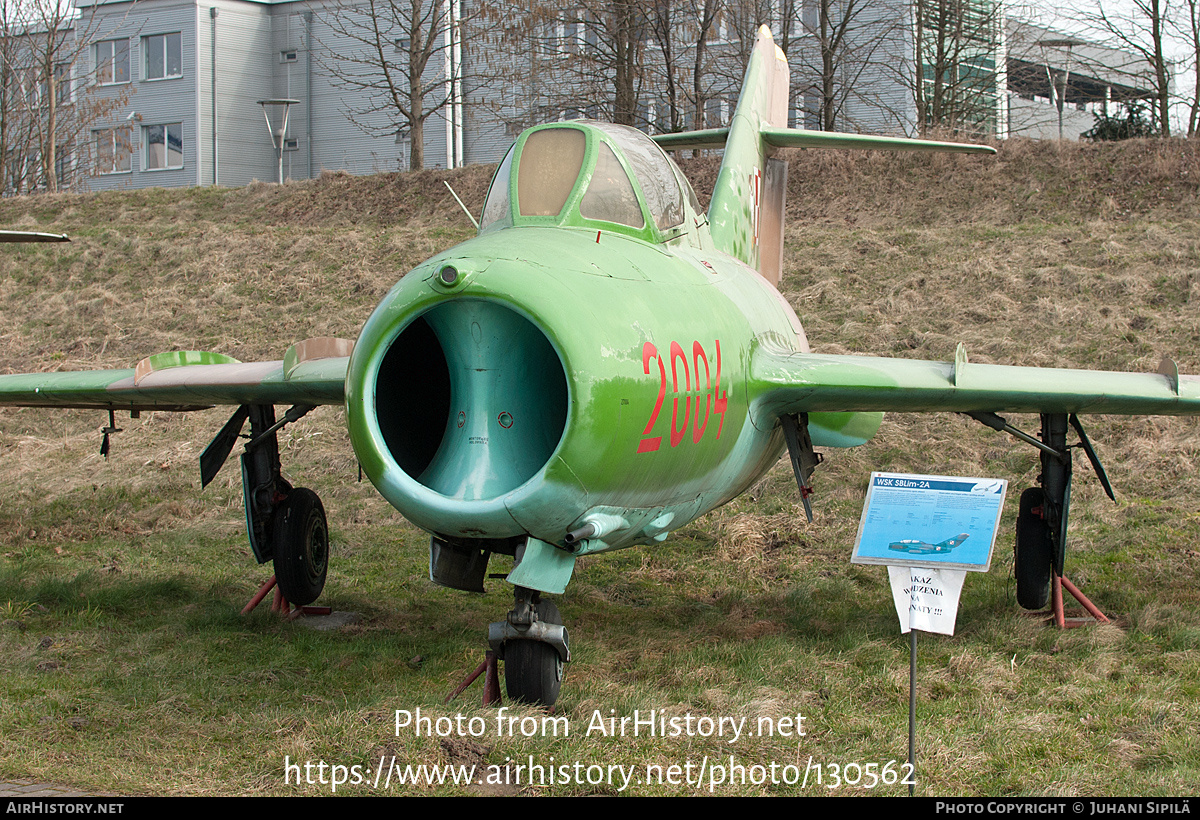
[3,28,1198,705]
[888,534,971,556]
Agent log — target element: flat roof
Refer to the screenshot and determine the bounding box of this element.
[1006,20,1162,102]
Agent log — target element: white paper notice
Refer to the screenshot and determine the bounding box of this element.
[887,566,967,636]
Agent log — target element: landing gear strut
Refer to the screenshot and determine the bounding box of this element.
[968,411,1115,615]
[201,403,328,606]
[489,586,569,706]
[781,412,823,522]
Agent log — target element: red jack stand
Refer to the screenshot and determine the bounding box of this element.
[445,651,502,706]
[241,575,331,620]
[242,575,280,615]
[1050,573,1110,628]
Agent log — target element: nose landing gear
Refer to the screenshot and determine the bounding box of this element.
[489,586,569,706]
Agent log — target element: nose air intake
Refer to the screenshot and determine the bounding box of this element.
[374,300,568,501]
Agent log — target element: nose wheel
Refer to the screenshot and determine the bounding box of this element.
[505,599,564,705]
[489,588,569,706]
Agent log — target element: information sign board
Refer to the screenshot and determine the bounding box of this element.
[851,472,1007,572]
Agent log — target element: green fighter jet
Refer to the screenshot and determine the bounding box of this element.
[2,28,1197,705]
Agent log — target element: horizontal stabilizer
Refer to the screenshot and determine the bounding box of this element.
[651,126,994,155]
[651,128,731,152]
[0,230,69,243]
[761,127,995,155]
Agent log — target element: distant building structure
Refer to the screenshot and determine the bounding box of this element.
[11,1,1170,193]
[1004,20,1165,140]
[77,0,513,191]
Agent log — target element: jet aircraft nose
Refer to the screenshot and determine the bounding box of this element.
[344,247,573,541]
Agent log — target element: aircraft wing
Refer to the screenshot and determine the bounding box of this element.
[0,230,70,243]
[752,342,1200,423]
[0,338,352,412]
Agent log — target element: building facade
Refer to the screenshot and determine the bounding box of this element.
[79,0,505,191]
[14,1,1167,193]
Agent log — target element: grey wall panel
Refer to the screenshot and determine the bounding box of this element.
[206,0,277,185]
[301,8,447,175]
[82,0,201,190]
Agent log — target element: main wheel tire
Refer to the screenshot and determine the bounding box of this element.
[505,599,565,706]
[271,488,329,607]
[1015,487,1053,610]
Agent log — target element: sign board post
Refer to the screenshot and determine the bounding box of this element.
[851,472,1008,794]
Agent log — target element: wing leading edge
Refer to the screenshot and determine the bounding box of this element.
[751,343,1200,426]
[0,338,351,412]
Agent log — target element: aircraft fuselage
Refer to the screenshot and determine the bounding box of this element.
[346,223,878,555]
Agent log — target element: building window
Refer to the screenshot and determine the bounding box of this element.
[20,67,43,108]
[144,123,183,170]
[280,50,298,63]
[94,127,132,174]
[55,142,73,187]
[55,63,72,106]
[96,39,129,85]
[144,33,182,80]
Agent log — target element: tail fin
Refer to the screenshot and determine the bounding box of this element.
[941,534,971,550]
[707,26,789,285]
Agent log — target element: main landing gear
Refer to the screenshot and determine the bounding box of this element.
[1014,487,1054,610]
[968,412,1115,620]
[201,403,329,607]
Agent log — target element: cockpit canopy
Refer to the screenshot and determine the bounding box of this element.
[480,121,702,241]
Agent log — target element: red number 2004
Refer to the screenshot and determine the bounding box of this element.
[637,340,728,454]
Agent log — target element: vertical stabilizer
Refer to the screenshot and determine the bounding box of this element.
[708,26,790,285]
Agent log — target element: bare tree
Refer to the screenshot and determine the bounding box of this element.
[0,0,24,192]
[644,0,724,133]
[487,1,652,129]
[1185,0,1200,135]
[1074,0,1174,136]
[316,0,479,169]
[789,0,908,131]
[911,0,1005,135]
[25,0,77,191]
[717,0,913,133]
[647,1,683,132]
[687,0,724,129]
[0,0,127,193]
[563,0,650,126]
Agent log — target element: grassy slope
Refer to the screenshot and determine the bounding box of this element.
[0,141,1198,796]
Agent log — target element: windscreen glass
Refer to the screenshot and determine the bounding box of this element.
[592,122,685,230]
[517,128,586,217]
[480,145,515,229]
[579,142,644,228]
